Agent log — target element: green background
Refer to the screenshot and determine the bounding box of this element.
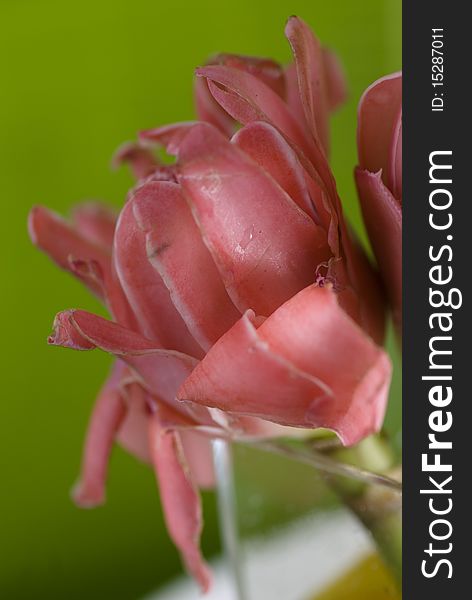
[0,1,401,598]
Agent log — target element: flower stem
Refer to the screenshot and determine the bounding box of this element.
[212,439,248,600]
[249,434,402,585]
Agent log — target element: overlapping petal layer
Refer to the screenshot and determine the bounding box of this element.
[179,285,391,446]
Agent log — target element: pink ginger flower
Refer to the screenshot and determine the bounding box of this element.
[355,72,402,332]
[28,17,392,592]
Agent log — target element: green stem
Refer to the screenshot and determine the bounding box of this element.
[323,436,402,583]
[250,434,402,584]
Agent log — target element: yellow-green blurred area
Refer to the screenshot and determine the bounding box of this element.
[313,554,400,600]
[0,0,401,598]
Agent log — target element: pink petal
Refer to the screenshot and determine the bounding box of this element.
[180,431,215,489]
[116,375,153,463]
[48,310,204,421]
[194,77,235,137]
[284,62,308,130]
[112,142,161,180]
[132,180,240,351]
[179,285,391,446]
[68,258,107,297]
[148,414,211,592]
[232,121,318,221]
[355,168,402,331]
[195,65,305,147]
[284,48,347,138]
[113,197,204,357]
[71,202,117,250]
[357,72,402,195]
[140,122,198,155]
[195,65,332,188]
[213,53,286,98]
[284,16,330,154]
[336,222,387,345]
[28,205,111,301]
[194,52,286,140]
[390,118,402,201]
[174,122,332,316]
[72,361,127,508]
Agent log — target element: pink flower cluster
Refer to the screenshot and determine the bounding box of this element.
[29,17,400,591]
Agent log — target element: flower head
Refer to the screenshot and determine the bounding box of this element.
[29,17,392,592]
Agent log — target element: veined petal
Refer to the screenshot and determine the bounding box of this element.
[355,168,402,331]
[132,180,240,351]
[174,122,332,316]
[148,414,211,592]
[357,72,402,196]
[179,285,391,446]
[113,198,203,356]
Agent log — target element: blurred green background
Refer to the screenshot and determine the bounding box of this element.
[0,0,401,598]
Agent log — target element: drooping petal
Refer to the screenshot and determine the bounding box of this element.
[132,180,240,351]
[357,72,402,195]
[116,395,151,463]
[28,205,111,301]
[173,122,332,316]
[72,361,127,508]
[148,414,211,592]
[284,16,330,154]
[179,285,391,446]
[232,121,318,221]
[180,431,215,489]
[112,142,161,180]
[48,310,206,422]
[355,168,402,330]
[113,198,204,357]
[71,202,117,249]
[28,205,136,327]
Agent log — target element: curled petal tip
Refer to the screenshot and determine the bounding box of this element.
[48,310,95,350]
